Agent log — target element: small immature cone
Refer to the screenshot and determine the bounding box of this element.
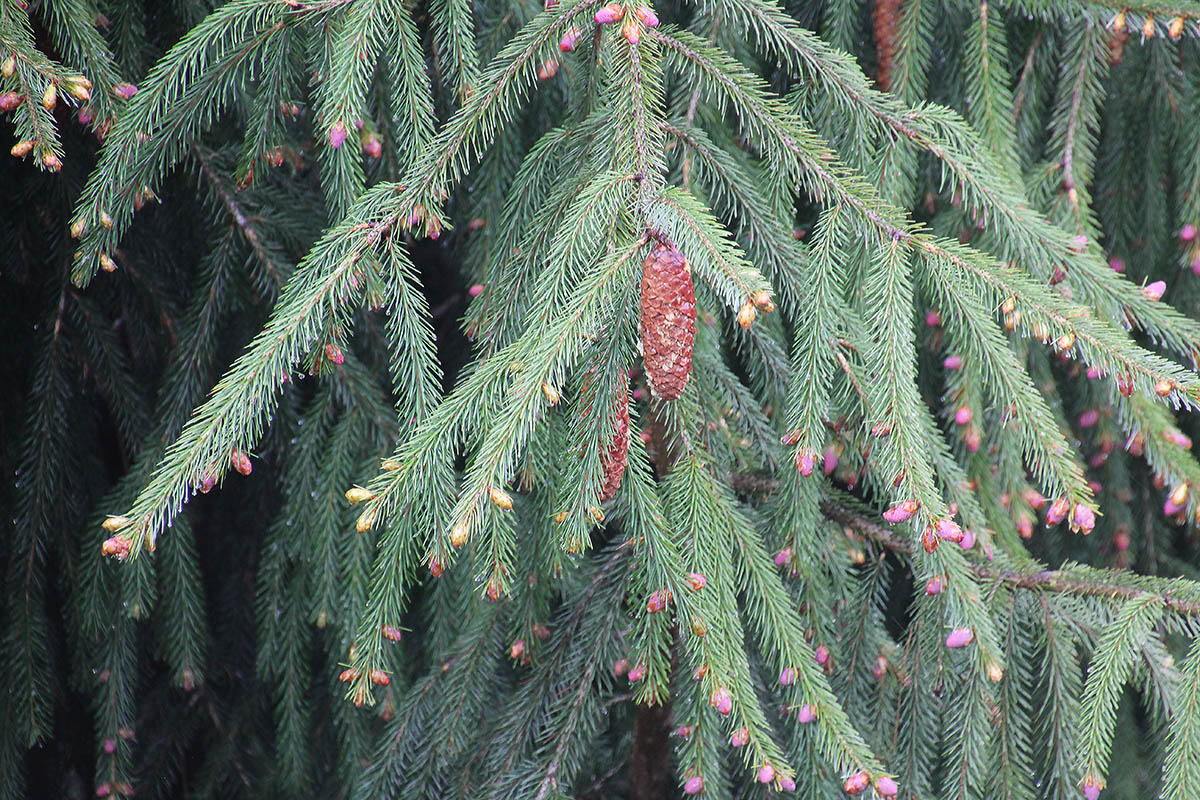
[559,27,582,51]
[329,121,348,148]
[683,776,703,795]
[1071,503,1096,534]
[634,5,659,26]
[730,727,749,746]
[381,624,402,641]
[883,499,918,524]
[594,3,624,23]
[779,775,796,791]
[779,666,797,685]
[796,703,815,723]
[925,574,945,595]
[1046,496,1069,525]
[621,17,640,44]
[844,771,870,795]
[1142,280,1166,301]
[875,776,899,797]
[709,686,732,715]
[489,487,513,510]
[113,83,138,99]
[945,627,974,648]
[1082,776,1102,800]
[42,82,57,111]
[345,487,374,504]
[0,92,20,112]
[795,448,816,476]
[935,518,963,543]
[954,405,973,425]
[685,572,706,591]
[737,301,756,330]
[450,520,470,548]
[598,371,630,501]
[814,645,829,665]
[641,241,696,400]
[757,764,775,784]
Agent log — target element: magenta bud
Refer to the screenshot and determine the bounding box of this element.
[959,528,976,550]
[1167,431,1193,449]
[684,776,703,795]
[730,727,749,747]
[113,82,138,99]
[468,283,484,297]
[822,445,839,475]
[774,547,791,566]
[757,764,775,784]
[779,775,796,791]
[1086,366,1103,379]
[1079,409,1099,428]
[797,703,816,723]
[1046,497,1069,525]
[779,666,797,685]
[103,738,116,754]
[628,663,646,682]
[1143,280,1166,301]
[1072,503,1096,534]
[329,121,348,148]
[814,645,829,666]
[1164,499,1182,516]
[954,406,973,425]
[936,518,963,543]
[1108,257,1125,273]
[883,500,918,524]
[1181,224,1198,242]
[925,309,941,327]
[559,27,582,51]
[876,776,899,797]
[1082,780,1101,800]
[709,686,732,715]
[943,354,963,370]
[594,3,624,23]
[796,449,815,477]
[635,6,659,25]
[945,627,974,648]
[925,575,945,595]
[1070,234,1088,252]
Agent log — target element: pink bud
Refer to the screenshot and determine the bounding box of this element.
[730,727,749,747]
[1109,257,1125,273]
[774,547,791,566]
[329,121,348,148]
[943,354,963,370]
[1164,498,1182,516]
[844,771,870,795]
[779,666,797,685]
[959,528,976,550]
[1167,431,1193,449]
[797,703,816,723]
[883,500,919,524]
[692,664,706,680]
[795,449,815,477]
[594,3,624,23]
[103,738,116,754]
[814,645,829,666]
[96,784,111,798]
[779,775,796,791]
[613,658,628,676]
[628,663,646,682]
[1079,409,1099,428]
[684,776,703,795]
[674,724,692,738]
[936,518,963,543]
[822,445,839,475]
[468,283,484,297]
[1086,366,1103,379]
[709,686,732,715]
[646,591,667,613]
[559,27,582,51]
[635,5,659,25]
[113,82,138,99]
[1072,504,1096,534]
[954,406,973,425]
[1181,224,1198,242]
[1143,280,1166,301]
[876,776,899,797]
[925,575,945,595]
[1046,497,1069,525]
[757,764,775,784]
[1070,234,1088,252]
[686,572,707,591]
[945,627,974,648]
[1082,779,1101,800]
[925,309,941,327]
[1016,516,1033,539]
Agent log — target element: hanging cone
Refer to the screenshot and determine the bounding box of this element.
[641,240,695,400]
[598,371,630,501]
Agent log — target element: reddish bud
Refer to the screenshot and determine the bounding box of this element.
[559,27,582,51]
[730,727,749,746]
[428,556,445,577]
[814,645,829,666]
[634,6,659,26]
[338,668,359,682]
[797,703,816,723]
[509,640,525,660]
[883,500,918,524]
[921,526,939,553]
[1072,504,1096,534]
[936,518,963,543]
[692,664,707,680]
[369,669,390,686]
[1079,409,1099,428]
[113,83,138,99]
[382,625,402,641]
[757,764,775,784]
[646,590,668,613]
[613,658,628,676]
[628,663,646,682]
[943,354,963,370]
[779,666,797,686]
[945,627,974,648]
[822,444,840,475]
[844,771,870,795]
[709,686,732,715]
[925,309,941,327]
[594,3,624,23]
[1142,280,1166,301]
[683,776,703,795]
[329,121,348,148]
[795,449,816,477]
[875,776,899,797]
[685,572,707,591]
[780,775,796,792]
[774,547,791,566]
[1046,497,1069,525]
[954,406,973,425]
[925,574,946,595]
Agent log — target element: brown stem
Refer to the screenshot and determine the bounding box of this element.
[628,700,673,800]
[728,473,1200,616]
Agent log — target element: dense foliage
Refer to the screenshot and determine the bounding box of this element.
[5,0,1200,798]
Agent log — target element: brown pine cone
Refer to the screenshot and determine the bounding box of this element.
[873,0,902,91]
[598,371,630,501]
[641,241,696,400]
